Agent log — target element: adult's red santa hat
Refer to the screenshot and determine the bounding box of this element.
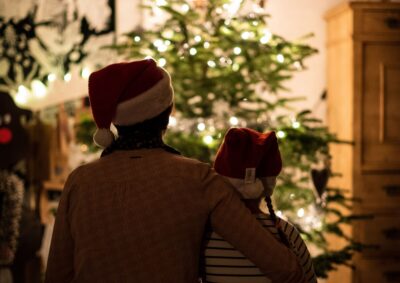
[88,58,174,148]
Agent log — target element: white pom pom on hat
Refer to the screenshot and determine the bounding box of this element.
[88,58,174,148]
[93,128,115,148]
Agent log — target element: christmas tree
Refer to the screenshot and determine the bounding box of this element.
[106,0,366,278]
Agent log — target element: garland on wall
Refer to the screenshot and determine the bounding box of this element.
[0,0,116,105]
[0,171,24,265]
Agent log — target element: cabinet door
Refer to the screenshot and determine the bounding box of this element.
[362,43,400,171]
[355,258,400,283]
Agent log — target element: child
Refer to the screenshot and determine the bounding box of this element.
[203,127,317,283]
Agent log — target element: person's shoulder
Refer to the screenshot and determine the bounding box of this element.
[64,157,103,185]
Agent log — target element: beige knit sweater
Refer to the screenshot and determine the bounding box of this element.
[45,149,305,283]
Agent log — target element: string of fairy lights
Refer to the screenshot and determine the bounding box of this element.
[12,67,92,105]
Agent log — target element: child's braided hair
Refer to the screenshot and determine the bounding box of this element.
[264,195,291,247]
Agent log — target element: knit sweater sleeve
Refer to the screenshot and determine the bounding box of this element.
[201,166,305,283]
[45,170,78,283]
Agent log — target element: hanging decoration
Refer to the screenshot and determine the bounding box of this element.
[0,91,31,169]
[0,0,116,106]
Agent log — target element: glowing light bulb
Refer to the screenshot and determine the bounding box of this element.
[292,121,300,129]
[277,130,286,138]
[203,135,213,145]
[204,42,210,48]
[232,63,239,71]
[197,122,206,131]
[81,67,91,79]
[168,116,177,127]
[233,47,241,55]
[277,54,285,63]
[47,73,56,82]
[241,31,251,40]
[156,0,167,6]
[158,58,167,67]
[276,210,283,217]
[153,39,163,47]
[181,4,190,13]
[31,80,47,98]
[297,208,305,218]
[134,36,141,42]
[260,30,272,44]
[189,48,197,55]
[207,60,216,68]
[158,45,168,52]
[64,73,72,82]
[194,35,202,42]
[15,85,30,104]
[294,61,302,70]
[229,116,239,126]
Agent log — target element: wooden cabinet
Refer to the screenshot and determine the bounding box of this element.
[325,2,400,283]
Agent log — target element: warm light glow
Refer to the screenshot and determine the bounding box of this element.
[233,47,242,55]
[80,144,88,152]
[168,116,177,127]
[158,45,168,52]
[229,116,239,126]
[207,60,216,68]
[232,63,239,71]
[292,121,300,129]
[64,73,72,82]
[224,0,242,15]
[276,210,283,217]
[47,73,56,82]
[181,4,190,13]
[156,0,167,6]
[134,36,141,42]
[277,54,285,63]
[189,48,197,55]
[203,135,213,145]
[293,61,302,70]
[197,122,206,131]
[241,31,251,40]
[153,39,163,47]
[203,41,210,48]
[81,67,91,79]
[297,208,305,218]
[260,30,272,44]
[15,85,30,104]
[194,35,202,42]
[31,80,47,98]
[158,58,167,67]
[277,130,286,138]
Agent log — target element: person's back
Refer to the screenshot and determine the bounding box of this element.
[204,213,317,283]
[46,148,306,283]
[45,59,306,283]
[49,149,214,282]
[202,127,317,283]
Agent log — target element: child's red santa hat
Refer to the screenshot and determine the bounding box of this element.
[214,128,282,198]
[88,58,174,148]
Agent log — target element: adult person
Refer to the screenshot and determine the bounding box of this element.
[45,59,305,283]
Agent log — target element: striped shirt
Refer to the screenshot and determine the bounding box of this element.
[203,214,318,283]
